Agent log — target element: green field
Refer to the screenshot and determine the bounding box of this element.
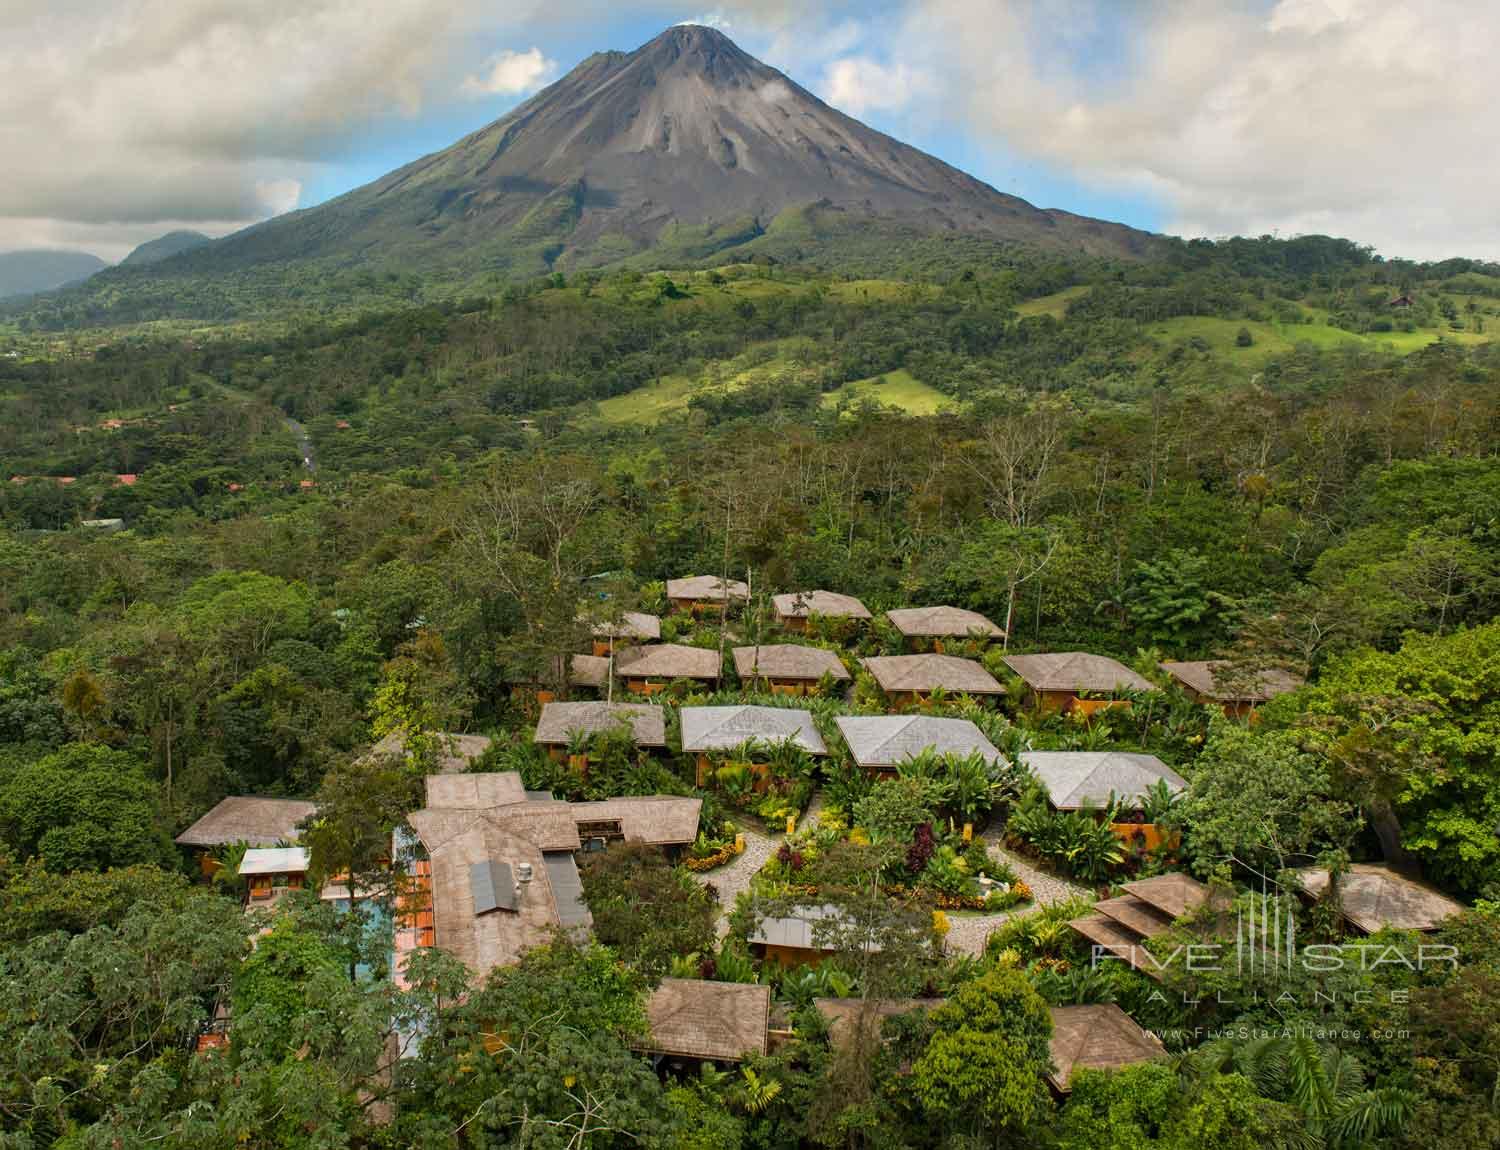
[594,374,701,423]
[821,369,952,414]
[1145,313,1492,361]
[1014,285,1090,318]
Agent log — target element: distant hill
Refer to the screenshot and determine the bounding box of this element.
[120,230,212,267]
[0,249,107,299]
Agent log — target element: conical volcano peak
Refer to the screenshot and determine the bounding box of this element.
[631,23,762,85]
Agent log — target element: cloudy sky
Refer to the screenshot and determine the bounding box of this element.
[2,0,1493,262]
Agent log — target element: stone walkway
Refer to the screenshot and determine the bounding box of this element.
[943,834,1092,957]
[694,826,778,939]
[795,788,826,834]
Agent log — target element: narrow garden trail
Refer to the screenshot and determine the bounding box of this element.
[942,833,1092,958]
[690,793,1094,952]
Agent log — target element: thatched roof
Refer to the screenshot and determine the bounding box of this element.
[420,814,582,978]
[239,847,309,876]
[814,998,942,1050]
[860,653,1005,696]
[565,797,702,846]
[1003,652,1156,694]
[175,796,317,847]
[533,701,667,747]
[1047,1004,1166,1092]
[615,643,722,682]
[836,715,1003,770]
[368,730,494,773]
[1068,915,1161,980]
[1121,872,1212,919]
[680,705,828,755]
[667,575,749,602]
[1020,751,1185,810]
[425,773,529,810]
[588,611,662,641]
[885,605,1004,638]
[1091,895,1175,938]
[1160,660,1304,703]
[569,654,611,689]
[733,644,850,682]
[413,793,700,850]
[773,590,872,621]
[1296,863,1465,933]
[643,979,771,1061]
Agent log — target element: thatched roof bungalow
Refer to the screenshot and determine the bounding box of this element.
[885,605,1004,644]
[773,590,872,632]
[175,796,317,848]
[367,730,494,773]
[1296,863,1465,934]
[1160,659,1304,717]
[1020,751,1185,812]
[666,575,749,614]
[1047,1004,1166,1092]
[733,644,850,693]
[533,701,667,749]
[586,611,661,655]
[681,704,827,786]
[860,653,1005,705]
[1004,652,1157,714]
[615,643,722,692]
[642,979,771,1063]
[836,715,1003,775]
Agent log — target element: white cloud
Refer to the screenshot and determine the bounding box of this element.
[824,56,931,116]
[676,11,734,32]
[829,0,1500,259]
[461,47,558,98]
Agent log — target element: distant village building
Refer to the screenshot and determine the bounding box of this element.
[666,575,749,614]
[732,643,850,694]
[614,643,722,693]
[860,653,1005,707]
[1159,659,1303,718]
[1388,294,1414,309]
[884,606,1004,649]
[772,590,872,632]
[1003,651,1157,715]
[835,714,1004,777]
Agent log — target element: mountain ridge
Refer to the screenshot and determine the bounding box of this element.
[0,249,107,300]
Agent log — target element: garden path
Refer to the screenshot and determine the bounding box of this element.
[942,833,1092,957]
[694,825,777,939]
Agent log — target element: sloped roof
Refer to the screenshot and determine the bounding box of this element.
[861,653,1005,696]
[885,605,1004,638]
[667,575,749,602]
[425,773,529,810]
[1296,863,1465,933]
[1120,872,1212,919]
[836,715,1003,770]
[569,654,611,689]
[533,701,667,746]
[644,979,771,1061]
[1047,1004,1166,1092]
[814,998,942,1050]
[1004,652,1156,694]
[368,730,494,773]
[1159,660,1304,703]
[1091,895,1175,938]
[589,611,662,641]
[1068,915,1162,981]
[615,643,722,681]
[733,644,850,682]
[680,705,828,755]
[566,796,702,845]
[1020,751,1185,810]
[749,904,880,952]
[773,590,872,620]
[175,796,317,847]
[239,847,309,876]
[412,795,700,851]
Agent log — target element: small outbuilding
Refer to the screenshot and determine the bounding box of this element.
[733,644,850,694]
[749,903,880,967]
[176,796,318,873]
[1004,652,1157,715]
[240,846,311,903]
[773,590,872,632]
[860,653,1005,707]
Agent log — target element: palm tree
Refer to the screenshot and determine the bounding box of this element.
[735,1067,783,1115]
[211,840,249,897]
[1189,1034,1415,1148]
